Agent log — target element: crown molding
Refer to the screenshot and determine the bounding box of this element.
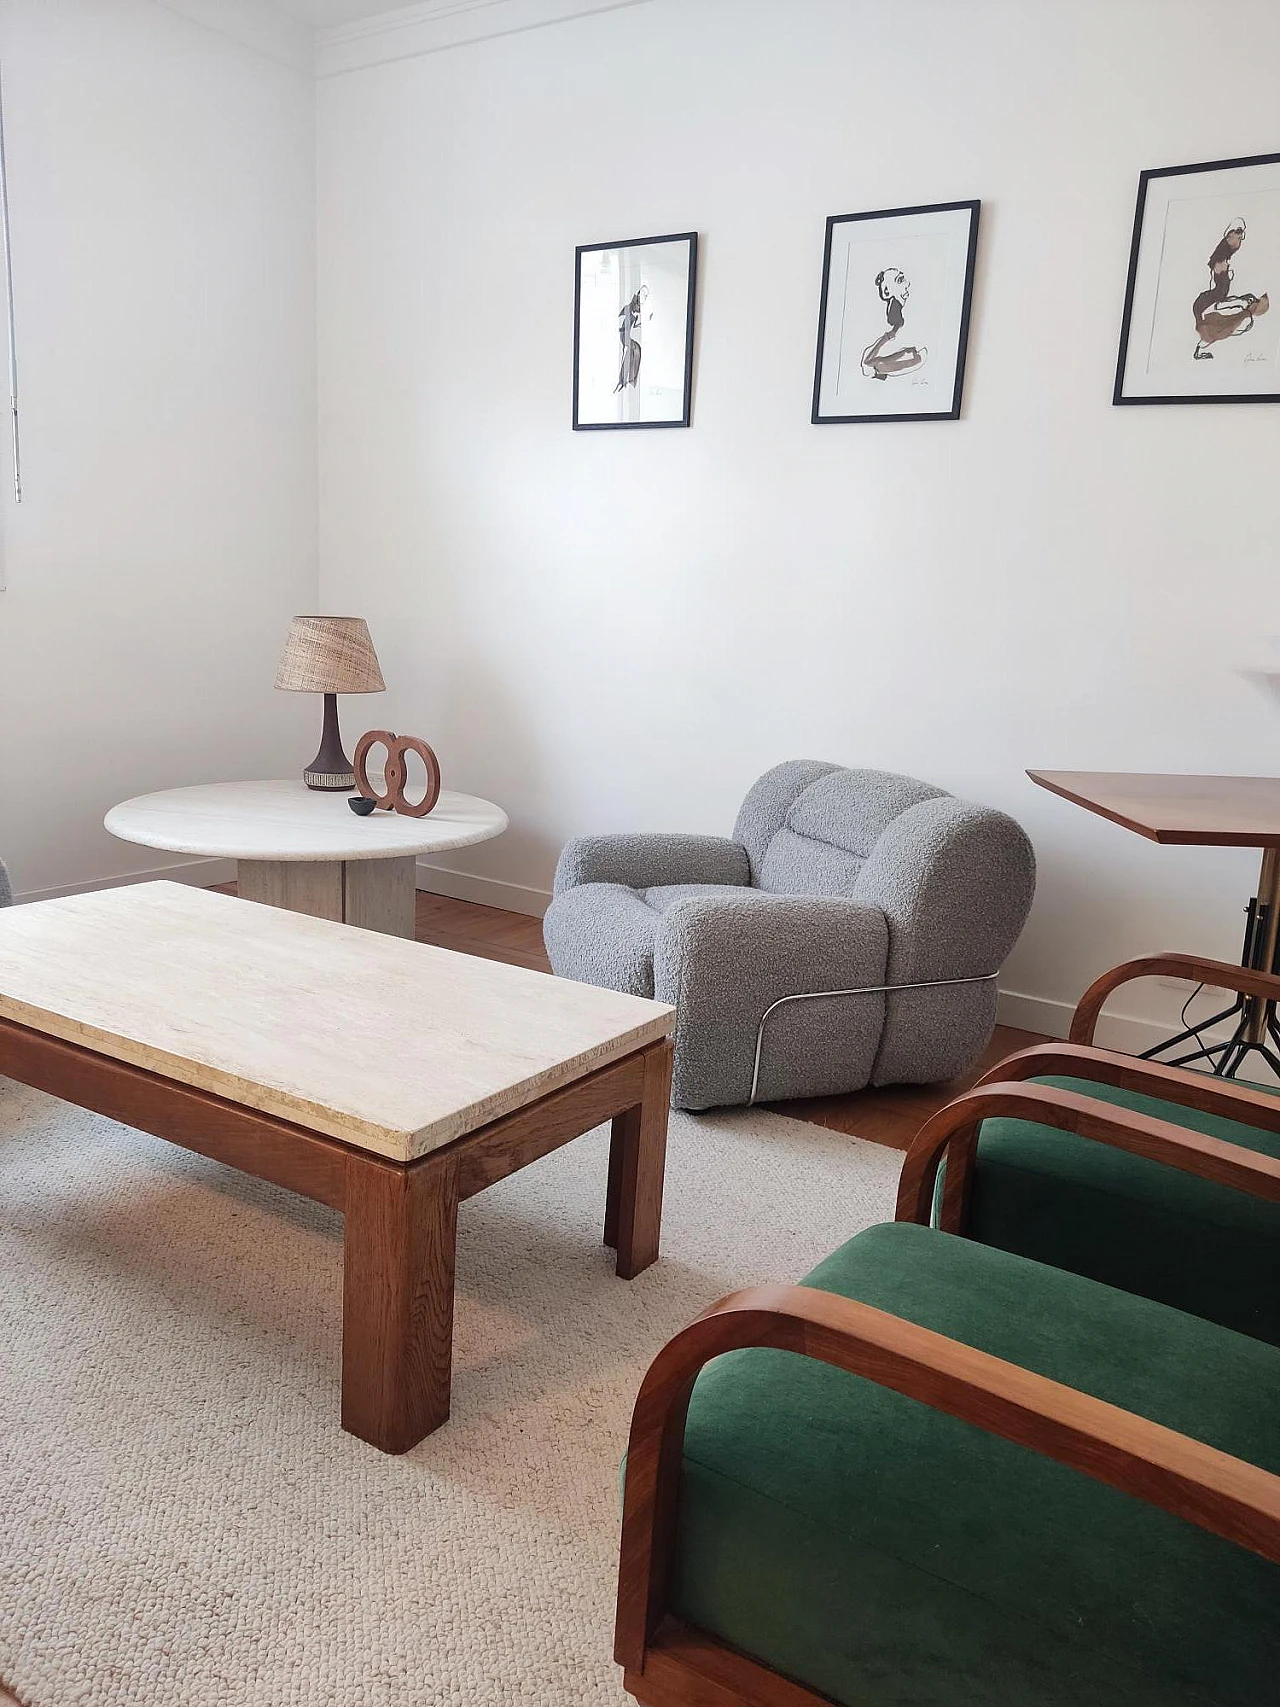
[316,0,654,78]
[152,0,315,75]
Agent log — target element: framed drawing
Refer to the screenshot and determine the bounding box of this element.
[1115,151,1279,405]
[812,200,980,424]
[573,231,697,430]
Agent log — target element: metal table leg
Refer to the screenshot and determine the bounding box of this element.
[1141,847,1280,1080]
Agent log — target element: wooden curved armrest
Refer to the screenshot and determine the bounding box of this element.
[615,1282,1280,1670]
[1071,954,1280,1045]
[976,1041,1280,1134]
[894,1081,1280,1231]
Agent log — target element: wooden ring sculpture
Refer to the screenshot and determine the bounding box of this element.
[353,730,442,818]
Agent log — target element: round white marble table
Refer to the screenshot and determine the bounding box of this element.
[105,780,508,939]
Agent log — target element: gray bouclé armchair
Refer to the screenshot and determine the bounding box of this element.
[0,859,10,909]
[543,762,1036,1110]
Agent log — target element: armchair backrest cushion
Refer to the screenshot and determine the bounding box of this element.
[732,760,841,885]
[734,763,947,896]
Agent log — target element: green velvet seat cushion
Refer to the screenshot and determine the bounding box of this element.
[962,1074,1280,1343]
[671,1221,1280,1707]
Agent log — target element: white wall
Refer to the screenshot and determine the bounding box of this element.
[0,0,318,900]
[334,0,1273,1039]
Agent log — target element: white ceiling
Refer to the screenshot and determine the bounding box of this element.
[267,0,404,27]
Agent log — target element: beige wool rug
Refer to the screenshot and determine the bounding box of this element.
[0,1075,901,1707]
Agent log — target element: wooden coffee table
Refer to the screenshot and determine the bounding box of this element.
[0,883,674,1453]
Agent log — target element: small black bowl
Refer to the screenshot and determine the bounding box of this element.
[348,795,378,816]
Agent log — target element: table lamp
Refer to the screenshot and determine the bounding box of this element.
[274,615,386,791]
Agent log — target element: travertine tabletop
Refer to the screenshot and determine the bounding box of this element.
[105,779,508,862]
[0,883,673,1161]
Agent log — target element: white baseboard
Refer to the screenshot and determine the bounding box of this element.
[997,988,1074,1042]
[13,857,237,906]
[415,860,551,918]
[997,986,1239,1058]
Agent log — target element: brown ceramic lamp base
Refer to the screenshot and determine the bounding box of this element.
[304,692,356,791]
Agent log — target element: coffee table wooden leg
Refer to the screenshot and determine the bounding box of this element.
[608,1039,674,1280]
[604,1125,623,1250]
[341,1150,459,1453]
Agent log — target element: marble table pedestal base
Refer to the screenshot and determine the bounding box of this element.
[237,855,417,939]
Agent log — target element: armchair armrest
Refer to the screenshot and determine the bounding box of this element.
[895,1081,1280,1235]
[657,891,886,987]
[977,1040,1280,1134]
[852,798,1035,984]
[616,1280,1280,1673]
[654,893,889,1106]
[552,833,749,896]
[1071,953,1280,1045]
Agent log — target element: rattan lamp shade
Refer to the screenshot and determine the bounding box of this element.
[275,617,386,792]
[274,616,386,695]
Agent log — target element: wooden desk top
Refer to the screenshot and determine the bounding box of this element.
[0,883,673,1163]
[1028,771,1280,848]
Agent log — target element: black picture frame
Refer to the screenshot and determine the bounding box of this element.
[1114,151,1280,406]
[811,199,980,425]
[572,231,698,431]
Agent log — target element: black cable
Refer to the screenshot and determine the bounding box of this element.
[1177,980,1224,1069]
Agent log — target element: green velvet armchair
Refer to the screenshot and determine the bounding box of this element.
[617,958,1280,1703]
[902,952,1280,1344]
[616,1186,1280,1706]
